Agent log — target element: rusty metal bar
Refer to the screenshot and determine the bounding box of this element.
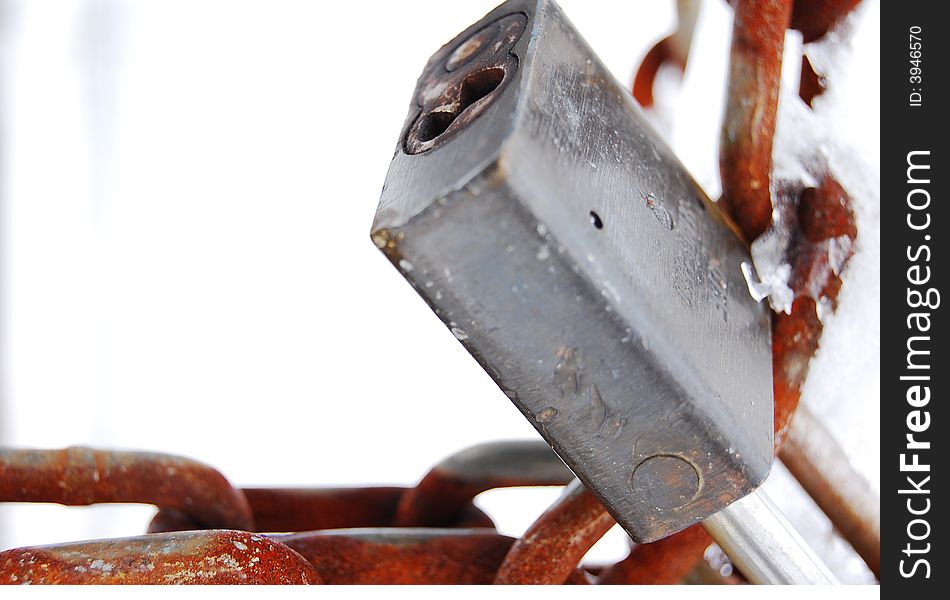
[799,55,825,107]
[395,440,573,527]
[719,0,794,241]
[279,528,514,584]
[779,404,881,576]
[790,0,863,43]
[0,530,320,584]
[0,447,254,531]
[151,486,494,534]
[243,487,405,532]
[149,486,407,533]
[632,0,699,108]
[493,479,615,584]
[597,524,711,584]
[772,175,857,447]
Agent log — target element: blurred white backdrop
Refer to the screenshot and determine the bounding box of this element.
[0,0,879,577]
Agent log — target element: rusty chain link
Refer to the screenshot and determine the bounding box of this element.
[1,0,875,585]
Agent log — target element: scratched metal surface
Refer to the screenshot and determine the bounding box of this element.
[372,0,773,543]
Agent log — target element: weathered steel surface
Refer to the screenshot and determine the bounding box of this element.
[150,486,494,533]
[278,528,514,584]
[0,530,320,585]
[371,0,773,543]
[0,447,253,531]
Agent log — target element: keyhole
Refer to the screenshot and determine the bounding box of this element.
[414,68,505,144]
[417,112,456,143]
[459,68,504,112]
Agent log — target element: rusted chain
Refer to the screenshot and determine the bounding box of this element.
[243,487,406,532]
[279,528,514,584]
[0,447,254,532]
[631,0,699,108]
[772,175,857,446]
[790,0,862,43]
[719,0,794,242]
[395,440,573,527]
[714,0,868,580]
[779,404,880,577]
[717,0,859,447]
[799,55,825,107]
[0,530,320,584]
[493,479,616,584]
[597,524,712,584]
[0,1,873,585]
[150,486,493,533]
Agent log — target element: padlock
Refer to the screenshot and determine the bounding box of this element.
[372,0,771,543]
[371,0,836,584]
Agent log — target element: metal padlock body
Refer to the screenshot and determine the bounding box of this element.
[372,0,773,543]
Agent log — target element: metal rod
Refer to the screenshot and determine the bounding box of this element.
[493,479,615,585]
[779,404,881,576]
[703,488,839,585]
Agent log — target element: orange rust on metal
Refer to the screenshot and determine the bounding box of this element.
[0,530,320,584]
[151,487,407,533]
[799,55,825,107]
[565,569,594,584]
[798,176,857,245]
[244,487,406,532]
[632,38,683,108]
[0,447,253,531]
[278,529,514,584]
[243,487,493,531]
[772,299,821,445]
[717,0,859,455]
[780,404,880,577]
[0,1,873,584]
[631,0,698,108]
[395,472,556,528]
[719,0,794,242]
[394,443,572,528]
[493,480,616,584]
[148,509,203,534]
[790,0,862,43]
[597,524,711,584]
[772,176,856,446]
[151,486,494,533]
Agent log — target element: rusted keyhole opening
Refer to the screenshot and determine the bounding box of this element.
[416,111,457,143]
[413,68,506,145]
[459,67,505,113]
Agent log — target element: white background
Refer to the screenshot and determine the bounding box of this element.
[0,0,879,581]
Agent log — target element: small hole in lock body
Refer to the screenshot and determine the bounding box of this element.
[589,210,604,230]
